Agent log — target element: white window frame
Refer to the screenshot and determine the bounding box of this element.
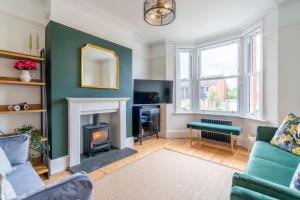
[175,23,263,119]
[197,39,241,114]
[175,39,241,115]
[243,26,263,119]
[175,46,195,113]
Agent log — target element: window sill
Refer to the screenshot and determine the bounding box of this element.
[173,111,268,123]
[173,111,196,115]
[240,115,268,123]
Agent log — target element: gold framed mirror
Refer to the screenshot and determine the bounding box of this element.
[81,44,119,89]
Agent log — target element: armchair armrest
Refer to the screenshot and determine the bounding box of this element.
[231,186,278,200]
[256,126,277,142]
[0,134,29,165]
[21,172,93,200]
[232,173,300,200]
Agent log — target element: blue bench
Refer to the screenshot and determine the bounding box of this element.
[187,121,242,153]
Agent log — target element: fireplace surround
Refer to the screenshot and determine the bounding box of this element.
[66,98,130,167]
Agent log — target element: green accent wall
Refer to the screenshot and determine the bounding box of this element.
[45,21,133,159]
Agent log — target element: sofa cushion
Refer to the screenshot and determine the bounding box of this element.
[0,134,29,165]
[6,162,44,196]
[245,157,295,186]
[231,186,278,200]
[20,172,93,200]
[271,113,300,155]
[290,163,300,190]
[232,172,300,200]
[0,171,17,200]
[251,141,300,169]
[0,146,15,174]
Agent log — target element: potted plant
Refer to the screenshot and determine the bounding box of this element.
[14,124,46,162]
[14,60,37,82]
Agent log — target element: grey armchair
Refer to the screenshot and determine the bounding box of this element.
[0,134,93,200]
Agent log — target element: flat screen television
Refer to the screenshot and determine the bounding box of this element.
[133,79,173,105]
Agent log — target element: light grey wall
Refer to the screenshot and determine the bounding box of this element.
[149,44,166,80]
[278,1,300,122]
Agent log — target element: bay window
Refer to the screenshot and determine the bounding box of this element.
[176,28,263,119]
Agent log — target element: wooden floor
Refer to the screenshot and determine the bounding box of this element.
[43,138,249,185]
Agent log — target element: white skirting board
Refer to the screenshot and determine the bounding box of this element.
[49,155,69,176]
[165,130,190,138]
[49,137,135,175]
[125,136,134,148]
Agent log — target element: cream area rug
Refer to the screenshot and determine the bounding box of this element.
[93,149,238,200]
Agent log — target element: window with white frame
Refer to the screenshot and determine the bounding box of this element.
[198,41,240,113]
[245,29,262,117]
[177,49,193,112]
[176,31,263,118]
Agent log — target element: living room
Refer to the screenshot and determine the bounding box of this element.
[0,0,300,199]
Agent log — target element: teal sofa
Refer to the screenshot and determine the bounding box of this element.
[231,126,300,200]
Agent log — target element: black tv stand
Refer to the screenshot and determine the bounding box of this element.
[132,105,160,145]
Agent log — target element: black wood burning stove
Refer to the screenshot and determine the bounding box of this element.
[83,114,111,156]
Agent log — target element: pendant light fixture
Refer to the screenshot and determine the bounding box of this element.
[144,0,176,26]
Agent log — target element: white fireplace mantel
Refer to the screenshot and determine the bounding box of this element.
[66,97,130,167]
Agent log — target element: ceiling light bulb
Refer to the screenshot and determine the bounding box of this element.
[164,4,170,8]
[151,14,156,19]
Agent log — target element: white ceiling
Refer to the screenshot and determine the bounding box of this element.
[75,0,278,44]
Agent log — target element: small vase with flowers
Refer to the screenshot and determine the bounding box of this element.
[14,60,37,82]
